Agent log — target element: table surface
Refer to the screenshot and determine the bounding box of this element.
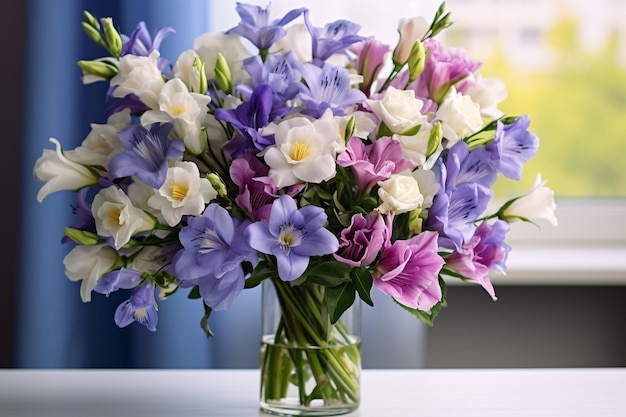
[1,368,625,417]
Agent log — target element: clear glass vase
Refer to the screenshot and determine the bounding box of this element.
[260,278,361,416]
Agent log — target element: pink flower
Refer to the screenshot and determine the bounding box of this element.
[350,38,390,96]
[444,220,510,300]
[337,136,415,191]
[333,211,387,267]
[374,231,445,311]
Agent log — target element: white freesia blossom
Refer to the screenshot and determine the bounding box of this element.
[110,50,164,109]
[466,74,508,119]
[92,186,156,249]
[366,87,428,134]
[173,50,203,93]
[70,109,131,168]
[336,111,378,141]
[502,173,558,226]
[263,111,341,188]
[393,16,430,65]
[140,78,211,152]
[64,244,118,302]
[436,87,483,146]
[194,32,251,84]
[377,173,424,214]
[148,161,217,226]
[34,138,98,202]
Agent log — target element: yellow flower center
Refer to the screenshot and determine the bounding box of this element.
[171,182,188,202]
[108,208,122,225]
[289,141,311,161]
[167,103,187,116]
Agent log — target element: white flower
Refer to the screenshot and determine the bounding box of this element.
[263,112,341,188]
[64,244,118,302]
[377,173,424,214]
[148,161,217,226]
[366,87,428,134]
[466,74,508,119]
[140,78,211,152]
[194,32,251,84]
[173,50,203,93]
[394,121,434,166]
[502,173,558,226]
[92,186,156,249]
[436,87,483,146]
[393,16,430,65]
[70,110,130,168]
[33,138,98,202]
[110,50,164,109]
[271,24,312,62]
[412,168,439,209]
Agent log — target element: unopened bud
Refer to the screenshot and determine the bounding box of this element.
[207,173,227,197]
[77,60,118,80]
[101,17,123,58]
[426,121,443,158]
[406,39,425,84]
[214,53,232,94]
[344,116,356,143]
[64,228,101,246]
[81,21,104,46]
[193,55,208,95]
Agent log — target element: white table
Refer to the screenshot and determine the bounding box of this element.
[0,368,624,416]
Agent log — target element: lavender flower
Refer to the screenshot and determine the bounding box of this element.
[486,115,539,180]
[94,268,142,296]
[122,21,175,57]
[246,195,339,281]
[444,141,498,190]
[334,212,387,267]
[350,38,390,96]
[114,283,158,332]
[230,155,278,221]
[240,52,303,108]
[304,15,364,62]
[108,123,184,189]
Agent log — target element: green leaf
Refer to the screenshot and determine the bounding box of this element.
[350,267,374,306]
[305,261,352,287]
[63,227,101,245]
[245,262,275,288]
[187,285,201,299]
[324,282,356,324]
[200,303,214,338]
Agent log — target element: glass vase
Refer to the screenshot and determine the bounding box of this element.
[260,278,361,416]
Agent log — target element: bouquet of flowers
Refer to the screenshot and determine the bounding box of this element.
[34,2,556,414]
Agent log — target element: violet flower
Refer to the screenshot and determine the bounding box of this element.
[486,115,539,180]
[62,188,96,244]
[246,194,339,282]
[444,220,511,300]
[374,231,445,311]
[444,141,498,191]
[173,203,257,310]
[94,267,142,296]
[337,136,416,191]
[114,283,158,332]
[108,123,184,189]
[297,62,366,117]
[225,3,306,51]
[122,21,175,57]
[350,38,390,96]
[230,155,278,221]
[334,211,387,267]
[304,15,364,62]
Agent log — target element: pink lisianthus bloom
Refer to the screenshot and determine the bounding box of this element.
[413,38,482,104]
[444,220,511,300]
[333,211,387,267]
[337,136,415,191]
[350,38,390,96]
[374,230,445,311]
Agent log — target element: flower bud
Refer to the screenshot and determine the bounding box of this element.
[77,60,118,82]
[64,228,101,246]
[81,21,103,46]
[392,16,429,68]
[344,116,356,144]
[426,121,443,158]
[406,39,425,84]
[101,17,123,58]
[214,52,232,94]
[192,55,208,95]
[207,173,227,197]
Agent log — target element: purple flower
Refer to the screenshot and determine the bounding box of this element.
[215,84,285,155]
[230,155,278,221]
[486,115,539,180]
[297,62,366,117]
[94,268,142,296]
[337,136,416,191]
[444,141,498,191]
[122,21,175,57]
[304,15,364,62]
[108,123,184,189]
[246,194,339,281]
[225,3,306,51]
[240,52,303,109]
[374,231,445,311]
[350,38,390,96]
[114,283,158,332]
[62,188,96,244]
[173,203,257,310]
[445,220,511,300]
[333,212,387,267]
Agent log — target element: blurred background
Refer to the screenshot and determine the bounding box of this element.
[2,0,625,369]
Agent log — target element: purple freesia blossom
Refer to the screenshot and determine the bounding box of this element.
[445,220,511,300]
[216,84,285,156]
[94,267,142,296]
[173,204,257,310]
[414,38,482,104]
[230,155,278,221]
[240,52,303,109]
[225,3,306,51]
[114,283,158,332]
[350,38,390,96]
[297,62,366,117]
[62,188,96,244]
[334,212,387,267]
[374,231,445,311]
[486,115,539,180]
[304,15,364,62]
[108,123,184,189]
[444,141,498,190]
[337,136,416,191]
[246,194,339,281]
[122,21,175,57]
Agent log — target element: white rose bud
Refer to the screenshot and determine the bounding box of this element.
[377,173,424,214]
[366,87,428,135]
[436,87,483,146]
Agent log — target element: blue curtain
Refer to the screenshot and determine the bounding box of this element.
[17,0,264,369]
